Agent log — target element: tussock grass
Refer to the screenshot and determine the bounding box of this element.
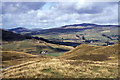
[1,58,118,78]
[2,51,37,61]
[1,51,49,68]
[1,42,119,78]
[60,43,118,61]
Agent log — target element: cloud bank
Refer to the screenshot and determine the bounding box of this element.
[2,1,118,29]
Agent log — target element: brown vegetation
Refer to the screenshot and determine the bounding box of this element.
[1,58,118,78]
[1,42,119,78]
[2,51,48,68]
[59,43,118,61]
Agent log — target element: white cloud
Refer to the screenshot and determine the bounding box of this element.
[2,2,118,29]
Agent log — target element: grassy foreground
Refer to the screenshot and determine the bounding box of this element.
[1,58,118,78]
[1,43,119,78]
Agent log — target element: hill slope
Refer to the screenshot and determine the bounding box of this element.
[24,23,118,35]
[59,43,118,61]
[1,57,118,78]
[2,51,37,61]
[7,23,119,46]
[2,51,48,68]
[8,27,43,35]
[1,43,118,78]
[2,39,74,54]
[1,29,26,41]
[26,23,118,46]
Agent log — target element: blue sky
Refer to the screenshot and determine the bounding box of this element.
[1,1,118,29]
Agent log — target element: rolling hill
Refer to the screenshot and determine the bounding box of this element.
[8,27,43,35]
[1,29,26,41]
[1,43,119,78]
[1,51,49,68]
[2,39,74,54]
[1,23,119,78]
[23,23,119,35]
[60,42,119,61]
[6,23,119,46]
[26,23,119,46]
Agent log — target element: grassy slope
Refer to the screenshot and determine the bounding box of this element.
[1,29,26,41]
[2,58,118,78]
[59,44,101,60]
[2,39,74,54]
[2,39,74,68]
[1,43,119,78]
[1,51,48,68]
[59,43,118,61]
[2,51,37,61]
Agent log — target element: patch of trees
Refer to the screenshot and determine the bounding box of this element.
[84,40,100,43]
[32,36,81,47]
[82,36,86,40]
[76,34,86,40]
[105,41,114,45]
[102,34,113,40]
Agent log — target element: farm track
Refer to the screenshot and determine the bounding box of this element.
[2,58,118,73]
[2,58,48,72]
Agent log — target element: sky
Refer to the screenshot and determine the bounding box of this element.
[1,1,118,29]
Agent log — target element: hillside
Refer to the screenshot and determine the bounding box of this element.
[1,43,118,78]
[24,23,118,35]
[1,25,119,78]
[29,23,119,46]
[2,51,42,68]
[1,56,118,78]
[8,27,43,35]
[2,51,37,61]
[1,39,74,69]
[2,39,74,54]
[1,29,26,41]
[7,23,119,46]
[60,43,118,61]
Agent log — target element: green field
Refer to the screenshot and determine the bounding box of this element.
[43,52,64,57]
[2,39,74,55]
[32,26,118,46]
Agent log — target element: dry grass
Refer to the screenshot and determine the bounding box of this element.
[59,44,101,60]
[1,58,118,78]
[2,51,37,61]
[1,42,119,78]
[1,51,48,68]
[59,43,118,61]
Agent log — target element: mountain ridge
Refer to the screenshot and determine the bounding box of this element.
[1,29,26,41]
[7,23,119,35]
[61,23,119,28]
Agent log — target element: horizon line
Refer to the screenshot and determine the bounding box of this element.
[2,23,119,29]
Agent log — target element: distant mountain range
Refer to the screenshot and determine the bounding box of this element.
[25,23,119,35]
[61,23,118,27]
[8,27,43,35]
[6,23,119,35]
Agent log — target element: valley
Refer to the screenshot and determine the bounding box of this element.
[1,23,119,79]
